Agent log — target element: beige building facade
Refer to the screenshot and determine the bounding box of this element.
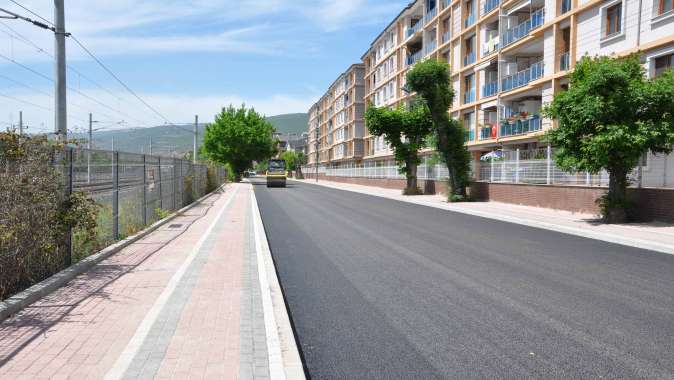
[307,64,366,168]
[309,0,674,173]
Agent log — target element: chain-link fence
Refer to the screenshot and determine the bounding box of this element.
[1,139,226,301]
[70,147,226,251]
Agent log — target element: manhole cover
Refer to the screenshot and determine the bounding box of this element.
[168,223,183,229]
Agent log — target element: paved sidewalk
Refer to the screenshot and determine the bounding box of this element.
[0,183,302,380]
[293,179,674,255]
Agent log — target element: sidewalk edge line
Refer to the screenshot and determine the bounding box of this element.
[292,179,674,256]
[250,187,306,380]
[104,184,239,380]
[0,184,229,323]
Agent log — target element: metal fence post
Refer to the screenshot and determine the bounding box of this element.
[546,145,551,185]
[515,148,520,183]
[173,159,177,210]
[490,156,494,182]
[158,156,163,210]
[142,154,147,226]
[66,148,73,267]
[112,151,119,240]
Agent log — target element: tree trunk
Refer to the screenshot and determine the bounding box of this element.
[404,159,419,195]
[604,168,629,223]
[296,166,304,179]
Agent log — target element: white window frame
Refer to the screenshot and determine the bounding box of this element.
[646,46,674,77]
[599,0,625,43]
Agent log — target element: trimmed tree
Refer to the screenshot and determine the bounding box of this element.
[406,59,471,201]
[365,101,433,195]
[544,55,674,223]
[280,150,306,178]
[202,105,276,181]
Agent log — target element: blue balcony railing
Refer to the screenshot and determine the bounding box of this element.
[442,31,452,44]
[502,9,545,47]
[559,52,570,71]
[464,13,476,28]
[483,0,499,15]
[424,40,437,56]
[424,7,438,24]
[500,115,542,137]
[464,128,476,142]
[464,88,476,103]
[407,50,423,66]
[464,51,476,66]
[406,19,423,38]
[482,81,498,97]
[501,61,544,92]
[444,0,451,8]
[480,126,494,140]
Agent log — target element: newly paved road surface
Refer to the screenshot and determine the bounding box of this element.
[252,178,674,380]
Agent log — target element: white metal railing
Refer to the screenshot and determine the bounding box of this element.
[301,149,674,189]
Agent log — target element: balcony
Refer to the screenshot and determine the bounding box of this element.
[561,0,572,14]
[442,31,452,44]
[500,114,542,137]
[501,61,544,92]
[407,50,423,66]
[424,7,438,24]
[464,13,476,28]
[482,81,498,97]
[407,19,423,38]
[463,52,476,66]
[483,0,499,15]
[480,125,495,140]
[559,52,570,71]
[482,37,499,56]
[463,128,475,142]
[502,9,545,47]
[464,88,476,103]
[424,40,438,56]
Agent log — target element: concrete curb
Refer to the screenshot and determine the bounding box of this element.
[250,187,306,380]
[292,179,674,256]
[0,184,229,323]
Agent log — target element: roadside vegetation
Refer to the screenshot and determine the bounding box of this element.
[0,132,99,300]
[544,55,674,223]
[407,59,471,201]
[365,101,433,195]
[202,105,277,181]
[281,150,306,179]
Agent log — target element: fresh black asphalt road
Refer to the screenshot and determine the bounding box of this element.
[251,178,674,380]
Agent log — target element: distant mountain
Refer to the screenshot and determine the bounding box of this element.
[77,113,309,156]
[266,113,308,135]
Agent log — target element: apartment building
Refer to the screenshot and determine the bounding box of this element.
[355,0,674,172]
[306,64,366,168]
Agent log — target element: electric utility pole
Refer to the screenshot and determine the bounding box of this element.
[193,115,198,163]
[54,0,67,141]
[18,111,23,135]
[149,136,153,155]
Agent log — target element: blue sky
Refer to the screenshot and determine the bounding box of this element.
[0,0,406,133]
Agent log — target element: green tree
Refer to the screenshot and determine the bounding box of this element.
[281,150,306,179]
[365,102,433,195]
[202,105,276,181]
[406,59,471,201]
[544,55,674,223]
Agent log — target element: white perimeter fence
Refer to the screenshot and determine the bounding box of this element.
[303,147,674,188]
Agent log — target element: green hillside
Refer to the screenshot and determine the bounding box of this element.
[79,113,308,156]
[265,113,308,134]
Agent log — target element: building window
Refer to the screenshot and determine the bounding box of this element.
[655,53,674,76]
[660,0,674,14]
[605,3,622,37]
